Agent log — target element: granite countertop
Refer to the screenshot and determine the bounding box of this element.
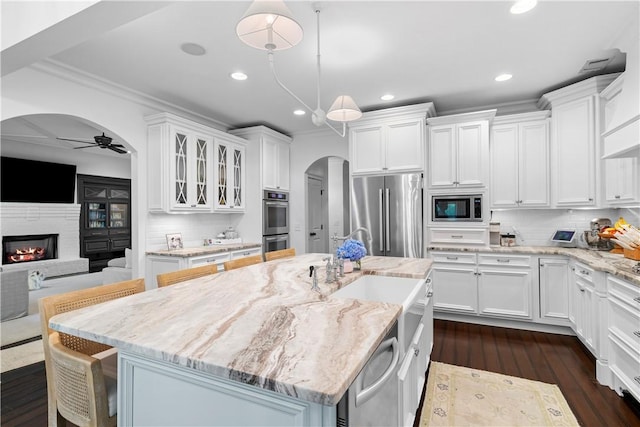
[146,242,262,257]
[428,245,640,287]
[49,254,432,406]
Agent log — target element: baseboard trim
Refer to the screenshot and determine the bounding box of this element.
[0,335,42,351]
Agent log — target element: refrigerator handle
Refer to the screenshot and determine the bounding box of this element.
[378,189,384,252]
[385,188,390,252]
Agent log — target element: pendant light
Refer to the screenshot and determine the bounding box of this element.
[236,0,362,136]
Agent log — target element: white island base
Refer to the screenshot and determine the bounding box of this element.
[118,351,336,427]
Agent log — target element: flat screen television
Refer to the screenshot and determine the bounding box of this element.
[1,157,77,203]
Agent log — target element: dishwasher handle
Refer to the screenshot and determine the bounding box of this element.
[354,337,399,407]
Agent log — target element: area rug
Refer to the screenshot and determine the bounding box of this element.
[420,362,580,426]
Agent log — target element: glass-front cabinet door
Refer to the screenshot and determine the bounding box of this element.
[214,139,245,212]
[109,203,128,228]
[87,202,107,229]
[171,129,212,211]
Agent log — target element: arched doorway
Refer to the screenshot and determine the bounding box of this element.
[304,156,349,254]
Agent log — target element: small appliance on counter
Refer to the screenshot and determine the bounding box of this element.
[582,218,612,251]
[490,222,501,246]
[500,233,516,247]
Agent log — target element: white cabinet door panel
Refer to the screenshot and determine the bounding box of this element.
[428,125,456,187]
[386,120,424,172]
[432,266,478,313]
[519,121,549,206]
[351,126,385,174]
[490,125,519,207]
[456,121,486,187]
[478,268,532,319]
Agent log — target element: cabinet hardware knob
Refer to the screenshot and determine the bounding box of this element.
[540,264,545,267]
[191,204,196,207]
[635,376,640,385]
[580,289,585,293]
[634,331,640,338]
[634,297,640,304]
[451,235,463,239]
[496,259,510,263]
[615,195,621,199]
[414,348,420,356]
[446,256,459,260]
[427,291,433,297]
[426,278,432,283]
[588,198,593,202]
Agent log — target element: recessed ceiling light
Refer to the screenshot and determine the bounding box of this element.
[230,72,248,81]
[180,42,206,56]
[495,73,513,82]
[510,0,537,14]
[293,109,306,116]
[380,94,395,101]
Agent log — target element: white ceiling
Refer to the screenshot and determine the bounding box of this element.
[2,0,638,142]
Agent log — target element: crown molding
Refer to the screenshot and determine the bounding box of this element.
[537,73,621,110]
[30,59,231,131]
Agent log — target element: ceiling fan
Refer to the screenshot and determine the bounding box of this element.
[56,132,129,154]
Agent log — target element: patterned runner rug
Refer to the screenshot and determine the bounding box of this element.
[420,362,580,426]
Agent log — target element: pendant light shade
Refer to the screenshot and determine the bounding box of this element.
[327,96,363,122]
[236,0,303,51]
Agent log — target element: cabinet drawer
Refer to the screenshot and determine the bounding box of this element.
[609,296,640,348]
[607,275,640,309]
[189,253,231,268]
[230,248,262,260]
[111,237,131,251]
[84,239,110,253]
[478,253,531,267]
[86,229,109,237]
[430,251,476,265]
[429,228,488,246]
[609,333,640,398]
[574,262,595,283]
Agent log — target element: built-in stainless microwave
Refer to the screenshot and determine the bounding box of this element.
[432,194,483,222]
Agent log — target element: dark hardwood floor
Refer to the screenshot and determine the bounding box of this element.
[425,319,640,427]
[2,320,639,426]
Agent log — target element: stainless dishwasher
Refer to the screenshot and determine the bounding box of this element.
[337,321,399,427]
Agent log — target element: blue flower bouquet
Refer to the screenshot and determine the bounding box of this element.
[336,239,367,262]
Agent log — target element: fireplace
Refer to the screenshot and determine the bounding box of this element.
[2,234,58,265]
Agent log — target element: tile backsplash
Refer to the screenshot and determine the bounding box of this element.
[490,207,640,247]
[146,213,243,251]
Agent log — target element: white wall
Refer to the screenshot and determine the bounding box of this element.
[290,129,348,253]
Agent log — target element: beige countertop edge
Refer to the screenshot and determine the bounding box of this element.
[428,246,639,287]
[50,254,432,406]
[146,243,262,257]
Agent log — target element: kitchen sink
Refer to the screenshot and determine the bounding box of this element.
[332,275,424,313]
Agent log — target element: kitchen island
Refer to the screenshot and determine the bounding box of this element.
[50,254,432,426]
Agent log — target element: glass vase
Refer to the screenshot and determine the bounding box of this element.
[354,259,362,271]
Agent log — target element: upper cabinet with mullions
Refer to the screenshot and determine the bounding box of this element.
[146,113,247,213]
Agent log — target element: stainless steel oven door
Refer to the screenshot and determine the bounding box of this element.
[263,200,289,235]
[263,234,289,253]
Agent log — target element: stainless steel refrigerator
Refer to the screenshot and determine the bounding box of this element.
[351,173,423,257]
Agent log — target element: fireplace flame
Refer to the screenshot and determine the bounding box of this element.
[9,247,46,263]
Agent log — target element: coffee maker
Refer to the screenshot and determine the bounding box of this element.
[583,218,612,251]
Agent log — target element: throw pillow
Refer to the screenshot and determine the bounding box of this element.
[125,248,132,269]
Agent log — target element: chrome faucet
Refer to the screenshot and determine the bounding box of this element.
[322,256,338,283]
[309,266,320,292]
[331,227,373,252]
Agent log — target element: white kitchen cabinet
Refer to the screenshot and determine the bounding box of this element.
[146,113,215,213]
[213,137,246,212]
[490,112,550,208]
[538,74,618,207]
[569,261,606,358]
[477,254,532,320]
[430,252,478,314]
[398,323,425,427]
[427,110,496,189]
[605,156,639,205]
[538,257,571,326]
[145,246,261,287]
[600,73,640,206]
[606,275,640,401]
[262,136,290,191]
[349,103,435,175]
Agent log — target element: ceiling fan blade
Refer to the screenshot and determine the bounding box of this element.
[57,137,94,143]
[109,145,128,154]
[109,143,125,148]
[73,144,99,150]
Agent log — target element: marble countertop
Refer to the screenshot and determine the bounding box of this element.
[428,245,640,287]
[50,254,432,406]
[146,242,262,257]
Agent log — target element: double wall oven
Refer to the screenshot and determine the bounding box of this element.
[262,190,290,253]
